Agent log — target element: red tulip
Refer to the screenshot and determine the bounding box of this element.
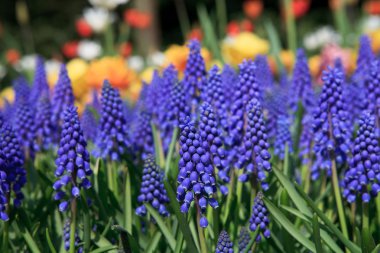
[76,19,92,37]
[5,49,20,65]
[62,41,79,58]
[123,9,152,29]
[243,0,263,19]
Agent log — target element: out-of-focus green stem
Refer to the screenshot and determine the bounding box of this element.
[124,166,132,234]
[331,159,349,253]
[174,0,190,41]
[165,128,178,177]
[362,201,370,253]
[376,195,380,235]
[216,0,226,39]
[196,203,207,253]
[283,0,297,53]
[69,199,77,253]
[333,0,348,46]
[222,170,235,225]
[104,24,115,55]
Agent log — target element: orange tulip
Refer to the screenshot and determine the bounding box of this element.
[187,27,203,41]
[226,21,241,37]
[243,0,263,19]
[364,0,380,15]
[5,49,20,65]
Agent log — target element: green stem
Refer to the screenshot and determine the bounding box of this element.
[333,0,348,46]
[174,0,190,41]
[376,194,380,234]
[165,128,178,177]
[107,161,115,196]
[69,199,77,253]
[331,159,349,253]
[124,166,132,234]
[222,170,235,224]
[362,201,370,253]
[104,24,115,56]
[216,0,226,39]
[196,204,207,253]
[283,0,297,53]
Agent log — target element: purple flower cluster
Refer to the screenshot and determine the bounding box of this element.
[274,116,293,160]
[176,117,218,228]
[343,112,380,203]
[215,231,233,253]
[299,114,314,164]
[136,155,169,217]
[51,64,75,132]
[35,93,54,150]
[81,106,98,142]
[0,123,26,220]
[30,57,49,105]
[53,106,92,212]
[221,64,238,110]
[249,192,270,242]
[238,227,250,253]
[313,67,350,179]
[290,48,315,111]
[13,76,30,103]
[63,219,83,253]
[236,99,271,190]
[132,110,154,159]
[366,59,380,117]
[166,82,191,128]
[199,103,229,193]
[94,80,130,161]
[184,39,206,97]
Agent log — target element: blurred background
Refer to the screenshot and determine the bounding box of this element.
[0,0,379,109]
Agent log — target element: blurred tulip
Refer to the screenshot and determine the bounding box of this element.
[226,21,241,37]
[62,41,79,58]
[77,40,102,61]
[5,49,20,65]
[83,7,112,33]
[292,0,310,18]
[364,0,380,15]
[241,19,254,32]
[243,0,263,19]
[123,9,151,29]
[76,19,93,37]
[0,87,15,108]
[89,0,128,10]
[67,58,90,98]
[119,42,132,58]
[187,27,203,41]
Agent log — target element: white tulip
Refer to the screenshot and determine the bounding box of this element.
[78,40,102,61]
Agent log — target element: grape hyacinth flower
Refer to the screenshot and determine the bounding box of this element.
[166,82,191,128]
[215,231,233,253]
[221,64,238,109]
[13,100,38,158]
[63,219,83,253]
[81,106,98,142]
[199,102,229,193]
[249,192,270,242]
[229,60,261,146]
[0,124,26,212]
[238,227,250,253]
[136,155,169,218]
[204,66,229,132]
[343,112,380,203]
[51,64,75,133]
[176,117,218,228]
[290,48,315,112]
[313,66,350,179]
[299,114,314,165]
[35,92,54,150]
[13,76,30,103]
[184,39,206,97]
[131,110,154,159]
[265,86,288,142]
[236,98,271,190]
[255,55,273,91]
[53,106,92,212]
[94,80,130,161]
[274,116,293,160]
[0,170,8,221]
[366,59,380,120]
[30,56,49,105]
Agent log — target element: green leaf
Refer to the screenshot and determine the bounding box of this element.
[151,123,165,168]
[371,244,380,253]
[312,214,324,253]
[164,180,199,253]
[145,230,162,253]
[174,230,184,253]
[111,225,140,253]
[45,228,57,253]
[90,246,118,253]
[124,167,132,234]
[263,20,284,71]
[14,220,41,253]
[145,204,176,251]
[243,229,259,253]
[165,127,178,177]
[294,184,361,253]
[263,198,316,252]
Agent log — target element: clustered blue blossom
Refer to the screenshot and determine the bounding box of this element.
[176,117,218,228]
[236,98,271,190]
[299,114,314,164]
[343,112,380,203]
[136,155,169,218]
[53,106,92,212]
[184,39,206,97]
[63,219,83,253]
[81,106,98,143]
[35,92,54,150]
[274,116,293,160]
[199,102,229,194]
[313,66,350,180]
[132,110,154,159]
[166,82,191,128]
[255,55,273,91]
[0,123,26,220]
[51,64,75,132]
[249,192,270,242]
[221,64,238,110]
[13,100,38,158]
[238,227,250,253]
[94,80,130,161]
[290,48,315,112]
[13,76,30,104]
[366,59,380,118]
[215,231,233,253]
[265,86,288,141]
[30,56,50,105]
[204,66,229,132]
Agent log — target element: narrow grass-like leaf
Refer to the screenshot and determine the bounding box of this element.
[295,184,361,253]
[124,167,132,233]
[90,246,118,253]
[165,127,178,177]
[164,180,199,253]
[45,228,57,253]
[14,221,41,253]
[264,198,316,252]
[151,123,165,168]
[243,229,259,253]
[146,230,162,253]
[174,230,184,253]
[145,204,176,251]
[111,225,140,253]
[312,214,324,253]
[371,244,380,253]
[263,20,284,71]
